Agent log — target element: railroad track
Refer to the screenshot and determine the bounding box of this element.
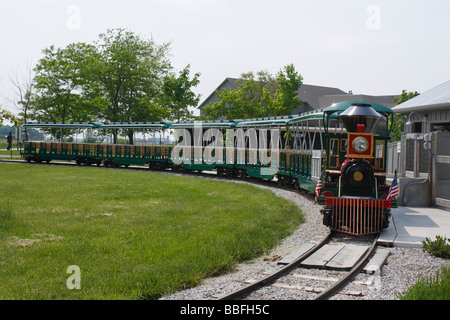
[213,233,386,300]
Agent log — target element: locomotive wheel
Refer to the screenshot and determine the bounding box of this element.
[322,208,332,227]
[103,160,114,167]
[237,169,247,179]
[216,168,224,177]
[226,168,235,178]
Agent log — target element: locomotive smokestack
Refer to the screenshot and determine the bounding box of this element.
[339,103,382,133]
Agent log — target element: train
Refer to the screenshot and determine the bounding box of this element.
[21,100,398,236]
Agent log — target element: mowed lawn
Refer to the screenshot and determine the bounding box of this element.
[0,163,304,299]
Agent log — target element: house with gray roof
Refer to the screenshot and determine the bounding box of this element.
[392,80,450,133]
[390,79,450,207]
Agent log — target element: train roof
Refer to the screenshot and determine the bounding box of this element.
[237,110,325,127]
[288,110,325,123]
[322,101,393,136]
[236,115,294,127]
[170,119,242,128]
[23,101,393,130]
[323,101,393,118]
[23,122,104,128]
[23,121,172,129]
[100,122,172,129]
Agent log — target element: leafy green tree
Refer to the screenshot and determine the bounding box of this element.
[393,89,420,105]
[161,64,201,121]
[390,90,420,141]
[201,71,275,120]
[31,43,105,140]
[92,29,172,143]
[28,28,201,143]
[270,64,303,116]
[201,64,302,120]
[0,107,21,126]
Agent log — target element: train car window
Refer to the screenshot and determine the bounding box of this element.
[330,138,338,155]
[373,117,388,136]
[328,138,340,168]
[340,139,347,153]
[374,140,385,170]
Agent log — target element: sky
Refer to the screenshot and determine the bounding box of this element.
[1,0,449,117]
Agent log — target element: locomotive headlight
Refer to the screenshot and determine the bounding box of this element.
[353,137,369,153]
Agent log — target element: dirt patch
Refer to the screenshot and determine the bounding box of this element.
[8,237,41,248]
[8,233,64,248]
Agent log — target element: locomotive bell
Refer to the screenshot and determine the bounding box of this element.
[339,103,381,133]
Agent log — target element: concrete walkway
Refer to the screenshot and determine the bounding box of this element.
[379,206,450,248]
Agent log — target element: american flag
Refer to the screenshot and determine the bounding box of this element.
[315,176,323,204]
[387,172,399,200]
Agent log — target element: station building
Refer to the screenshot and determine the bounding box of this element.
[390,80,450,207]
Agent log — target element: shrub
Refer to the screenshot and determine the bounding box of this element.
[422,235,450,259]
[397,266,450,300]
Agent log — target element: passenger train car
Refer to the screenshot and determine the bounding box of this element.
[21,101,398,236]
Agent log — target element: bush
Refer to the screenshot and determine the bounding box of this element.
[422,235,450,258]
[397,266,450,300]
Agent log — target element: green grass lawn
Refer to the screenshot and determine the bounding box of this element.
[0,163,304,299]
[0,149,21,156]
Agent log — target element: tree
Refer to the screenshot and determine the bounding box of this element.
[0,107,21,126]
[27,28,201,143]
[6,63,35,140]
[201,71,272,120]
[201,64,303,120]
[393,90,420,105]
[92,28,172,144]
[31,43,105,140]
[390,90,420,141]
[161,65,201,121]
[270,64,303,116]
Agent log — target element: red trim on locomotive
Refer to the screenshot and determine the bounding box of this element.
[323,197,392,235]
[347,132,374,158]
[324,197,393,208]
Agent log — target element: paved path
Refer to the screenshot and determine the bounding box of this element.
[380,206,450,248]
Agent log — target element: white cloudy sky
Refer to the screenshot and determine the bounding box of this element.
[1,0,449,116]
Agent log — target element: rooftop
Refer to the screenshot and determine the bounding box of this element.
[392,80,450,113]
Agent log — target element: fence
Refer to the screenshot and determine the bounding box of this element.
[386,141,400,177]
[386,131,450,207]
[433,132,450,207]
